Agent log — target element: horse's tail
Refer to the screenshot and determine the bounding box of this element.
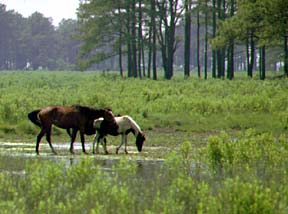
[27,109,42,127]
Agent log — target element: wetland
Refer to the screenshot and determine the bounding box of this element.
[1,71,288,213]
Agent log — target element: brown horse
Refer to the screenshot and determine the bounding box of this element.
[28,105,117,155]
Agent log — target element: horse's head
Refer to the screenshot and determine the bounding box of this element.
[136,132,145,152]
[93,109,119,136]
[98,108,115,122]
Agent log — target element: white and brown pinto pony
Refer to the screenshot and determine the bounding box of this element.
[93,115,145,154]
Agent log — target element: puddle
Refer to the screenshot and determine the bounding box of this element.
[0,141,165,178]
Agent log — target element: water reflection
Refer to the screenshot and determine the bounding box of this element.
[0,141,164,181]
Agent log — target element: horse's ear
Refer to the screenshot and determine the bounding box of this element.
[104,107,112,112]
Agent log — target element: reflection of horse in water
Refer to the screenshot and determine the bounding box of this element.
[93,115,145,154]
[28,105,116,155]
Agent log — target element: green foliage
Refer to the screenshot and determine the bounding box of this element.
[207,129,288,169]
[217,177,277,214]
[0,158,137,214]
[0,71,287,138]
[1,71,288,213]
[212,0,288,48]
[1,129,288,213]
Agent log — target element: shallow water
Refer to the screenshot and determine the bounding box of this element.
[0,141,164,179]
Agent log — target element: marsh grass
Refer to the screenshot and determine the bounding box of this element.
[1,71,288,213]
[1,130,288,213]
[0,70,286,140]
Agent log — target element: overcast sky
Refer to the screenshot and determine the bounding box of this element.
[0,0,79,26]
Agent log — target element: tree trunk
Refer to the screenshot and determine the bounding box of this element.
[184,0,191,77]
[227,42,234,80]
[166,0,176,80]
[126,3,133,77]
[212,0,217,78]
[227,0,234,80]
[151,0,157,80]
[157,0,178,80]
[197,8,201,78]
[141,38,146,77]
[246,37,250,77]
[247,33,255,78]
[259,46,266,80]
[137,0,143,79]
[204,0,208,80]
[117,5,123,77]
[119,34,123,77]
[147,24,152,78]
[131,0,138,78]
[284,35,288,76]
[127,38,133,77]
[217,0,225,78]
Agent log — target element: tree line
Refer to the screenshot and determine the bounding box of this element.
[0,1,287,80]
[77,0,288,80]
[0,4,79,70]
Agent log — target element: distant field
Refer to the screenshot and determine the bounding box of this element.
[0,70,287,139]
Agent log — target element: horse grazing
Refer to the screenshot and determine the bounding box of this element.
[28,105,116,155]
[92,115,145,154]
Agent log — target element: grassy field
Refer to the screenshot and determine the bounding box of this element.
[0,70,287,138]
[0,70,288,213]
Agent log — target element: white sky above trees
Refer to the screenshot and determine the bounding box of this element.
[0,0,79,26]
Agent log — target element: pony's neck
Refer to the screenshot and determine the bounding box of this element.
[127,116,142,136]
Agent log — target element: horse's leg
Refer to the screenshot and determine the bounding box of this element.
[116,134,125,154]
[124,135,128,154]
[66,129,72,138]
[102,137,109,154]
[103,137,109,155]
[36,129,46,155]
[80,132,88,154]
[92,132,99,154]
[93,134,108,154]
[45,127,57,155]
[69,129,78,154]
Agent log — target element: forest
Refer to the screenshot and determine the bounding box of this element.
[0,0,287,80]
[0,4,79,71]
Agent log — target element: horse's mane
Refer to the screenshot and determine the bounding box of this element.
[72,105,114,121]
[72,105,100,117]
[73,104,94,112]
[125,116,142,133]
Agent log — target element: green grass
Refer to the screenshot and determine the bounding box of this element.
[1,70,288,213]
[0,70,287,140]
[1,132,288,213]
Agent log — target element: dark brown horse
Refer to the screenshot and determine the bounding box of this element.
[28,105,117,155]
